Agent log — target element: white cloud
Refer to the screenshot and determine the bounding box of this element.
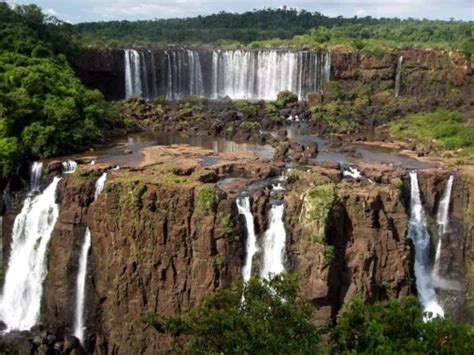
[354,8,367,16]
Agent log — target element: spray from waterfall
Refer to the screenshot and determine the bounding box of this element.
[408,172,444,321]
[237,196,258,282]
[74,172,107,343]
[394,55,403,98]
[0,163,61,331]
[260,203,286,279]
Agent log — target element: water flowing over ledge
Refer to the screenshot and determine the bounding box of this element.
[124,49,331,101]
[0,164,61,331]
[408,171,444,321]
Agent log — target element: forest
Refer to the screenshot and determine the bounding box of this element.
[0,3,128,177]
[76,8,473,53]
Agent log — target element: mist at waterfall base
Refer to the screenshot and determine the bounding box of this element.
[124,49,330,101]
[408,172,444,321]
[74,172,107,343]
[0,163,61,331]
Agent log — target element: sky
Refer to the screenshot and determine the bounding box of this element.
[5,0,474,23]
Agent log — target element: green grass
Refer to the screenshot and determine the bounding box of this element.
[198,186,215,213]
[390,110,474,152]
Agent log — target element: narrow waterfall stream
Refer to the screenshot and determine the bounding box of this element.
[260,203,286,279]
[408,171,444,320]
[433,175,455,286]
[62,160,78,174]
[0,163,61,331]
[394,55,403,97]
[237,196,258,282]
[74,172,107,343]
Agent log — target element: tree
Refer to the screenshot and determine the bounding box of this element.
[143,274,325,354]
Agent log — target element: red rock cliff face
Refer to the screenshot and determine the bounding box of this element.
[86,173,243,354]
[2,159,473,354]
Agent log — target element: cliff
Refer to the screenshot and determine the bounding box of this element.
[71,47,473,102]
[1,147,473,353]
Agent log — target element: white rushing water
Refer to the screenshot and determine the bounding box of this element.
[260,203,286,279]
[236,196,258,282]
[394,55,403,97]
[408,172,444,321]
[0,163,61,331]
[124,49,331,101]
[74,172,107,343]
[62,160,77,174]
[433,175,458,289]
[210,50,331,100]
[343,166,362,179]
[124,49,142,98]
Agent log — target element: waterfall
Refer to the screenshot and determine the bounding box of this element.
[408,172,444,321]
[394,55,403,97]
[237,196,258,282]
[260,203,286,279]
[124,49,142,98]
[30,161,43,193]
[62,160,77,174]
[210,50,330,100]
[74,172,107,343]
[0,163,61,331]
[123,49,330,101]
[433,175,455,285]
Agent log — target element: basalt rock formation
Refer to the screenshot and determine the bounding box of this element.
[0,146,473,353]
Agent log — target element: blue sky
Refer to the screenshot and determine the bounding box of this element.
[6,0,474,23]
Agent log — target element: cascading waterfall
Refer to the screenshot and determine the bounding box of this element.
[124,49,330,101]
[260,203,286,279]
[408,172,444,321]
[433,175,454,282]
[211,50,331,100]
[124,49,142,98]
[0,163,61,331]
[62,160,77,174]
[74,172,107,343]
[236,196,258,282]
[394,55,403,97]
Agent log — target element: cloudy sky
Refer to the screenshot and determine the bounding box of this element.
[6,0,474,23]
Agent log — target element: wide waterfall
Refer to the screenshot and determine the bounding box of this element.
[408,172,444,321]
[211,50,330,100]
[74,172,107,343]
[123,49,330,101]
[237,196,258,282]
[394,55,403,97]
[260,203,286,279]
[0,164,61,331]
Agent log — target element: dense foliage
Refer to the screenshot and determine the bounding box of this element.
[0,3,124,177]
[143,274,474,353]
[333,296,474,353]
[76,8,473,52]
[143,274,324,354]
